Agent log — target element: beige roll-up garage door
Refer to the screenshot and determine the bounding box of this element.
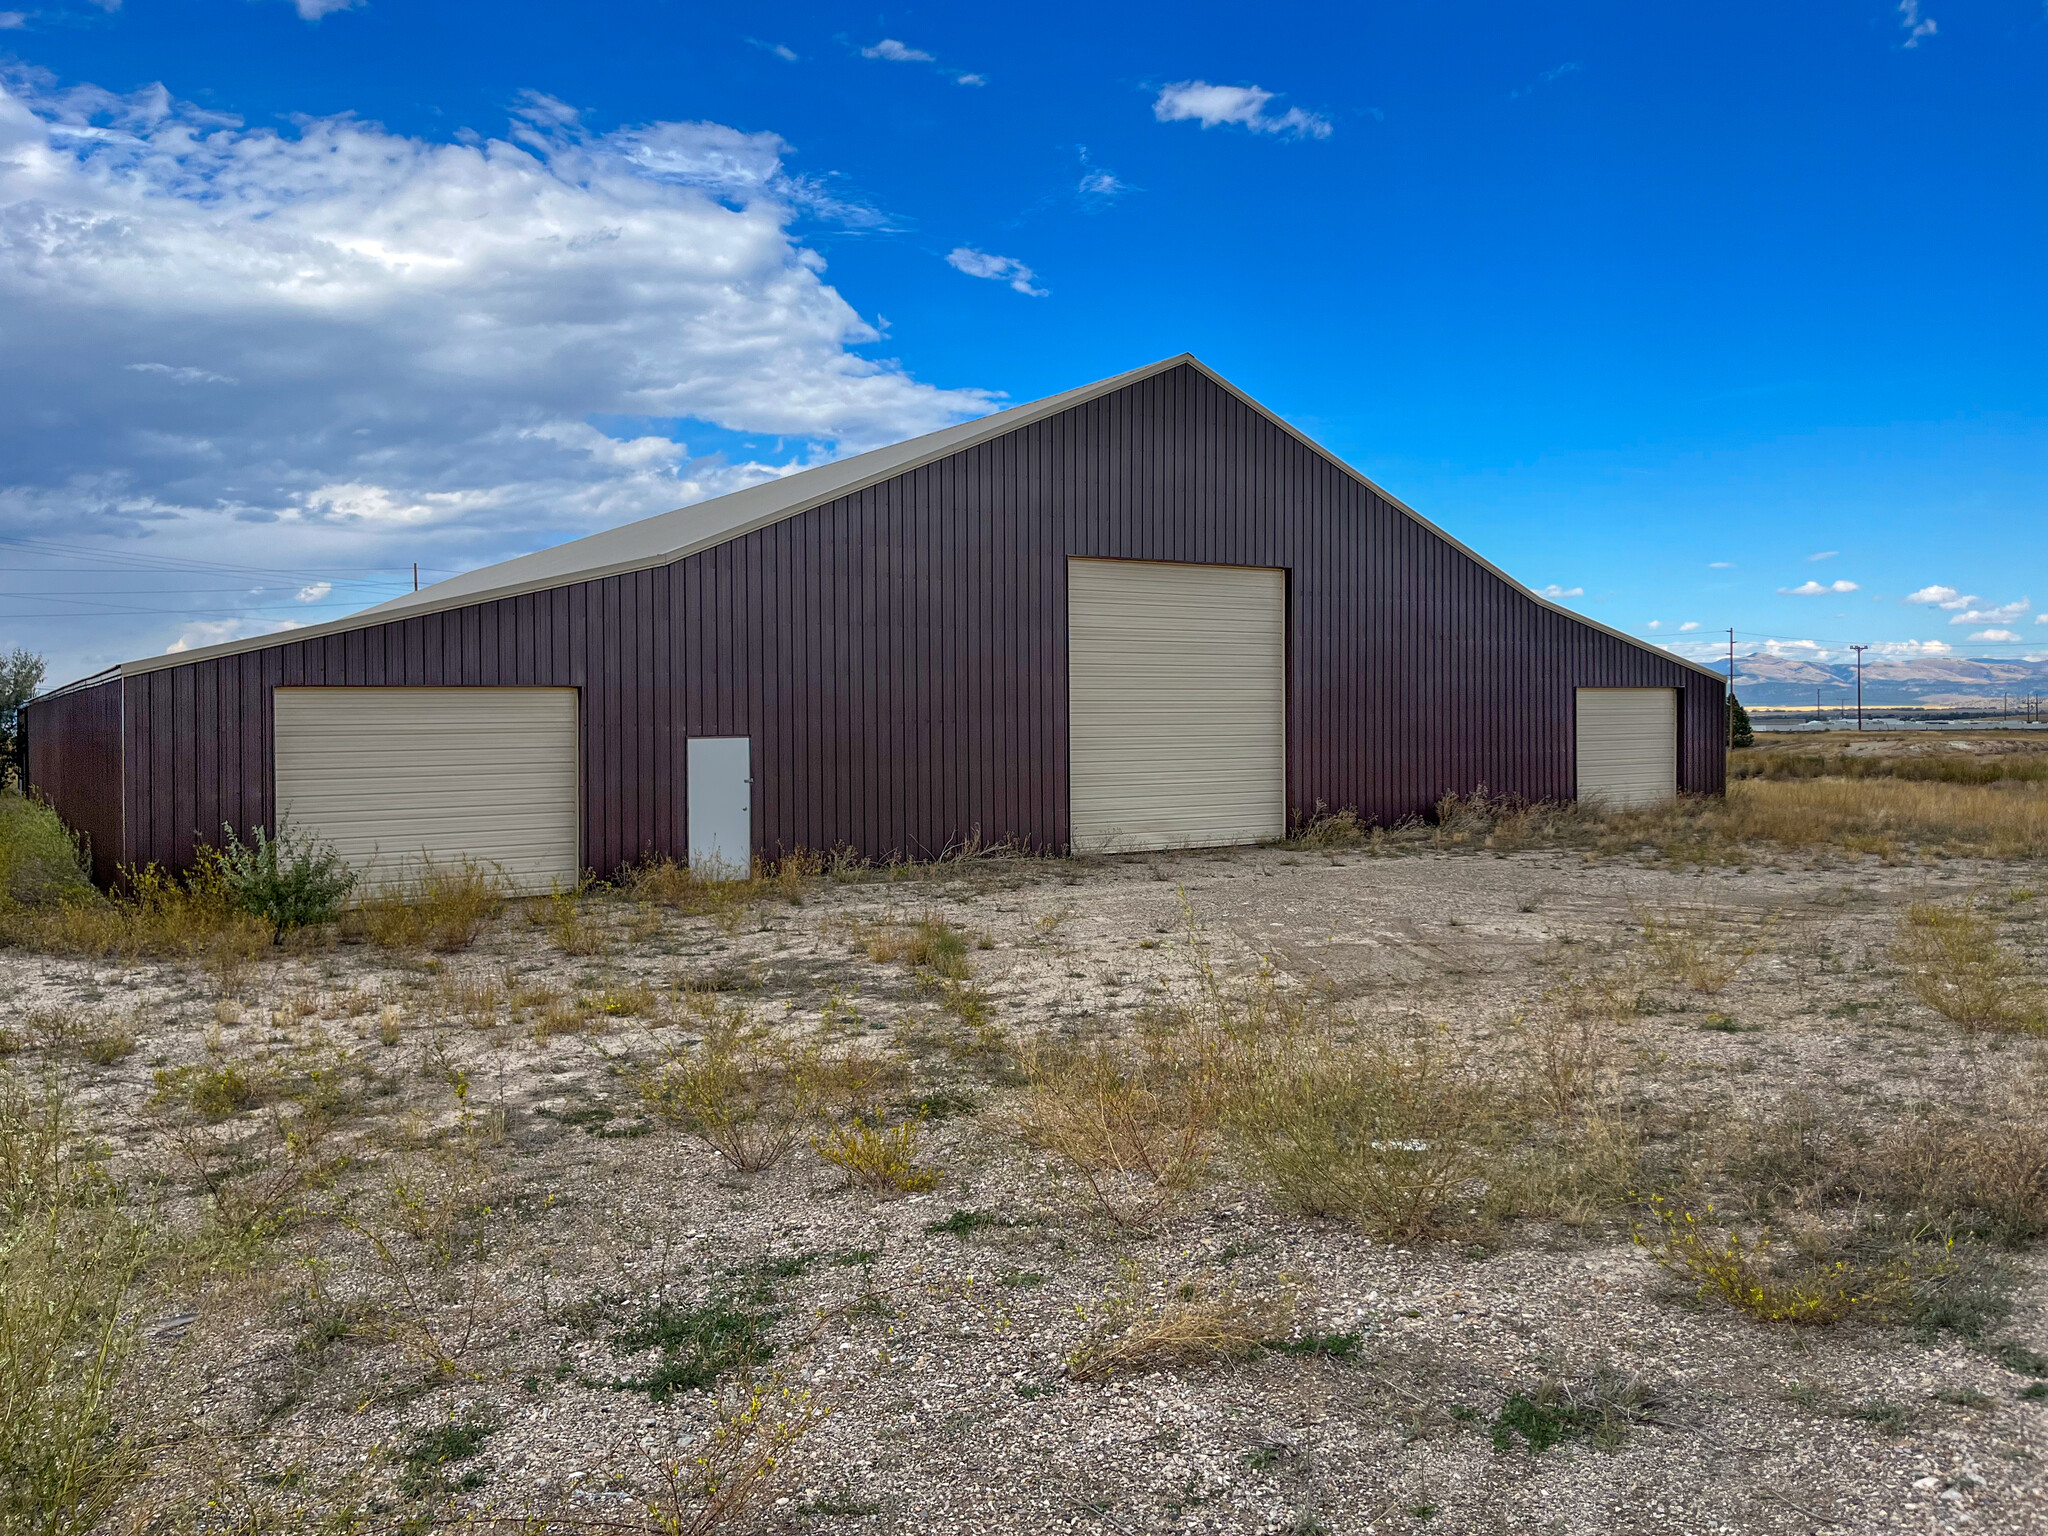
[1575,687,1678,808]
[1069,559,1286,853]
[274,687,579,894]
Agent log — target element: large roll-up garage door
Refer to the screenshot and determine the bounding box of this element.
[1575,687,1678,808]
[1068,559,1286,853]
[274,687,580,894]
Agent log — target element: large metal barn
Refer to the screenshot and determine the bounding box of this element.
[22,355,1726,891]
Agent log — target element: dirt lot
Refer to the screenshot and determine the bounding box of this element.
[7,836,2048,1536]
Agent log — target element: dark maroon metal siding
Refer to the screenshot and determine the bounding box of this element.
[29,364,1724,876]
[21,674,125,884]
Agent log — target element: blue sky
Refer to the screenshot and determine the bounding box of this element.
[2,0,2044,681]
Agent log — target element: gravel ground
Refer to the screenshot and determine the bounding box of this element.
[7,841,2048,1536]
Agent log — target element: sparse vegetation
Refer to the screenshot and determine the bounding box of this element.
[813,1113,939,1194]
[1066,1263,1295,1381]
[0,730,2041,1530]
[1893,899,2042,1032]
[350,857,506,952]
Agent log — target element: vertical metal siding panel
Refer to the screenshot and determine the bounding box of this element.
[195,661,220,851]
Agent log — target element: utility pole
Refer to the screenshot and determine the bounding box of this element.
[1851,644,1869,732]
[413,562,419,593]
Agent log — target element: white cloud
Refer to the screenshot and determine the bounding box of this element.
[1079,171,1124,198]
[956,74,986,87]
[1152,81,1332,139]
[166,617,303,654]
[1899,0,1937,47]
[1509,62,1581,101]
[1708,561,1734,569]
[1968,629,2023,643]
[2038,614,2048,625]
[749,39,800,63]
[1539,584,1583,599]
[860,39,933,62]
[295,581,332,603]
[1948,599,2031,626]
[1678,621,1699,632]
[1807,550,1839,561]
[1780,579,1859,595]
[1872,639,1951,657]
[127,362,236,386]
[0,14,26,29]
[1646,620,1662,631]
[1905,584,1975,609]
[0,74,995,677]
[289,0,362,18]
[945,247,1046,297]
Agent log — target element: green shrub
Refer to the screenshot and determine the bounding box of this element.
[0,791,93,908]
[204,822,355,931]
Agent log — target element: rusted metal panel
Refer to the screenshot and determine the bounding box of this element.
[29,363,1724,877]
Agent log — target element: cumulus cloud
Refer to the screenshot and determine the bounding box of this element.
[1678,621,1699,632]
[295,581,332,603]
[1152,81,1332,139]
[1872,639,1951,657]
[749,39,800,63]
[288,0,363,18]
[945,247,1046,297]
[1968,629,2022,643]
[0,73,995,677]
[1538,584,1583,600]
[1780,579,1859,595]
[1905,584,1974,609]
[1899,0,1937,47]
[1948,599,2031,627]
[861,38,934,62]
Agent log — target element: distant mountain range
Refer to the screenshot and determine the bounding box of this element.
[1722,653,2048,709]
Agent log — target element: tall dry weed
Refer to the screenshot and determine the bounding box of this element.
[1893,900,2041,1032]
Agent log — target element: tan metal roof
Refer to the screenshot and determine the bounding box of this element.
[96,353,1720,683]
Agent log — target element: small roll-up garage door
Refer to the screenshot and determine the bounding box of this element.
[1068,559,1286,853]
[1575,687,1678,808]
[274,687,580,894]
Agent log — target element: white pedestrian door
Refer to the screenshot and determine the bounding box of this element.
[687,737,752,879]
[1575,688,1679,808]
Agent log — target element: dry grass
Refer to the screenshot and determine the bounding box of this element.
[0,1074,147,1536]
[1872,1110,2048,1248]
[1017,1041,1219,1226]
[1637,905,1776,995]
[1893,900,2043,1032]
[1333,773,2048,863]
[0,861,271,974]
[1229,1023,1491,1242]
[1065,1262,1295,1381]
[640,1006,896,1172]
[347,859,506,952]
